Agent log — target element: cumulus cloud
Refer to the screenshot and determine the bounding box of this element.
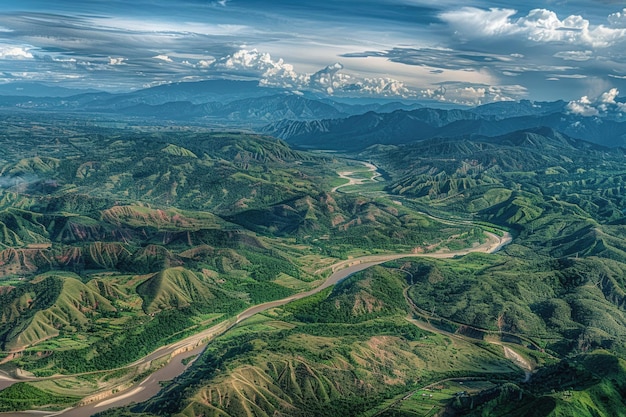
[421,86,447,101]
[567,95,599,116]
[421,82,523,105]
[567,88,626,115]
[215,48,413,97]
[344,77,411,97]
[310,63,344,94]
[197,59,214,68]
[608,9,626,28]
[153,54,173,63]
[108,57,125,65]
[0,46,33,59]
[215,49,304,87]
[440,7,626,48]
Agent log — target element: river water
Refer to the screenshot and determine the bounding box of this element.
[0,260,390,417]
[0,232,511,417]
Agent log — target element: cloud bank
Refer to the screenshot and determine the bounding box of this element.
[214,49,413,97]
[0,2,625,104]
[567,88,626,116]
[440,7,626,48]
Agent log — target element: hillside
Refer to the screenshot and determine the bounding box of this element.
[99,252,626,417]
[226,192,478,256]
[0,117,482,384]
[0,274,116,351]
[0,121,338,371]
[265,106,626,151]
[136,267,217,314]
[114,267,520,417]
[1,108,626,416]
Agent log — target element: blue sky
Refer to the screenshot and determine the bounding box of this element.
[1,0,626,105]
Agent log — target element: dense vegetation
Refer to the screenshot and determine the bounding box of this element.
[2,111,626,417]
[97,268,518,417]
[0,382,80,412]
[0,116,473,393]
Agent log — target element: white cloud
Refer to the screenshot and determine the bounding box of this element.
[108,57,125,65]
[567,88,625,116]
[554,50,593,62]
[608,9,626,28]
[440,7,626,48]
[153,54,173,63]
[421,86,447,101]
[215,48,413,97]
[458,86,486,100]
[310,62,344,94]
[567,98,599,116]
[421,83,523,105]
[217,49,271,70]
[352,77,411,96]
[550,74,587,79]
[440,8,519,38]
[215,49,304,87]
[0,46,33,59]
[197,59,214,68]
[600,88,619,104]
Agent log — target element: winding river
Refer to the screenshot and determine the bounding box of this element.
[0,163,512,417]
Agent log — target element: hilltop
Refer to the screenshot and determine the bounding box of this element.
[2,101,626,416]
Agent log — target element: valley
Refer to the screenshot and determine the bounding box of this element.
[0,225,509,417]
[0,98,626,417]
[2,0,626,415]
[0,126,510,415]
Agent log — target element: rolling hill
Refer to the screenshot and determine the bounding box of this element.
[123,267,520,417]
[2,99,626,417]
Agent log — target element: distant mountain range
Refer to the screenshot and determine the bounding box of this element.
[2,80,626,149]
[0,80,422,123]
[265,103,626,150]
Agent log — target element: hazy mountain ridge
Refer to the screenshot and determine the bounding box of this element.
[469,99,569,118]
[267,104,626,150]
[0,80,424,123]
[4,80,625,147]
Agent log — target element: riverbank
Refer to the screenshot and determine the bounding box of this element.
[0,226,511,417]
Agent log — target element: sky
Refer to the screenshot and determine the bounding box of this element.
[1,0,626,105]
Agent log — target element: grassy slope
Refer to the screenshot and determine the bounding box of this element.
[1,121,626,416]
[458,353,626,417]
[0,121,478,382]
[111,267,519,417]
[404,254,626,356]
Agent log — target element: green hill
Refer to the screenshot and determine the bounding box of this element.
[460,353,626,417]
[122,268,519,417]
[227,192,477,255]
[1,273,115,351]
[136,267,215,314]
